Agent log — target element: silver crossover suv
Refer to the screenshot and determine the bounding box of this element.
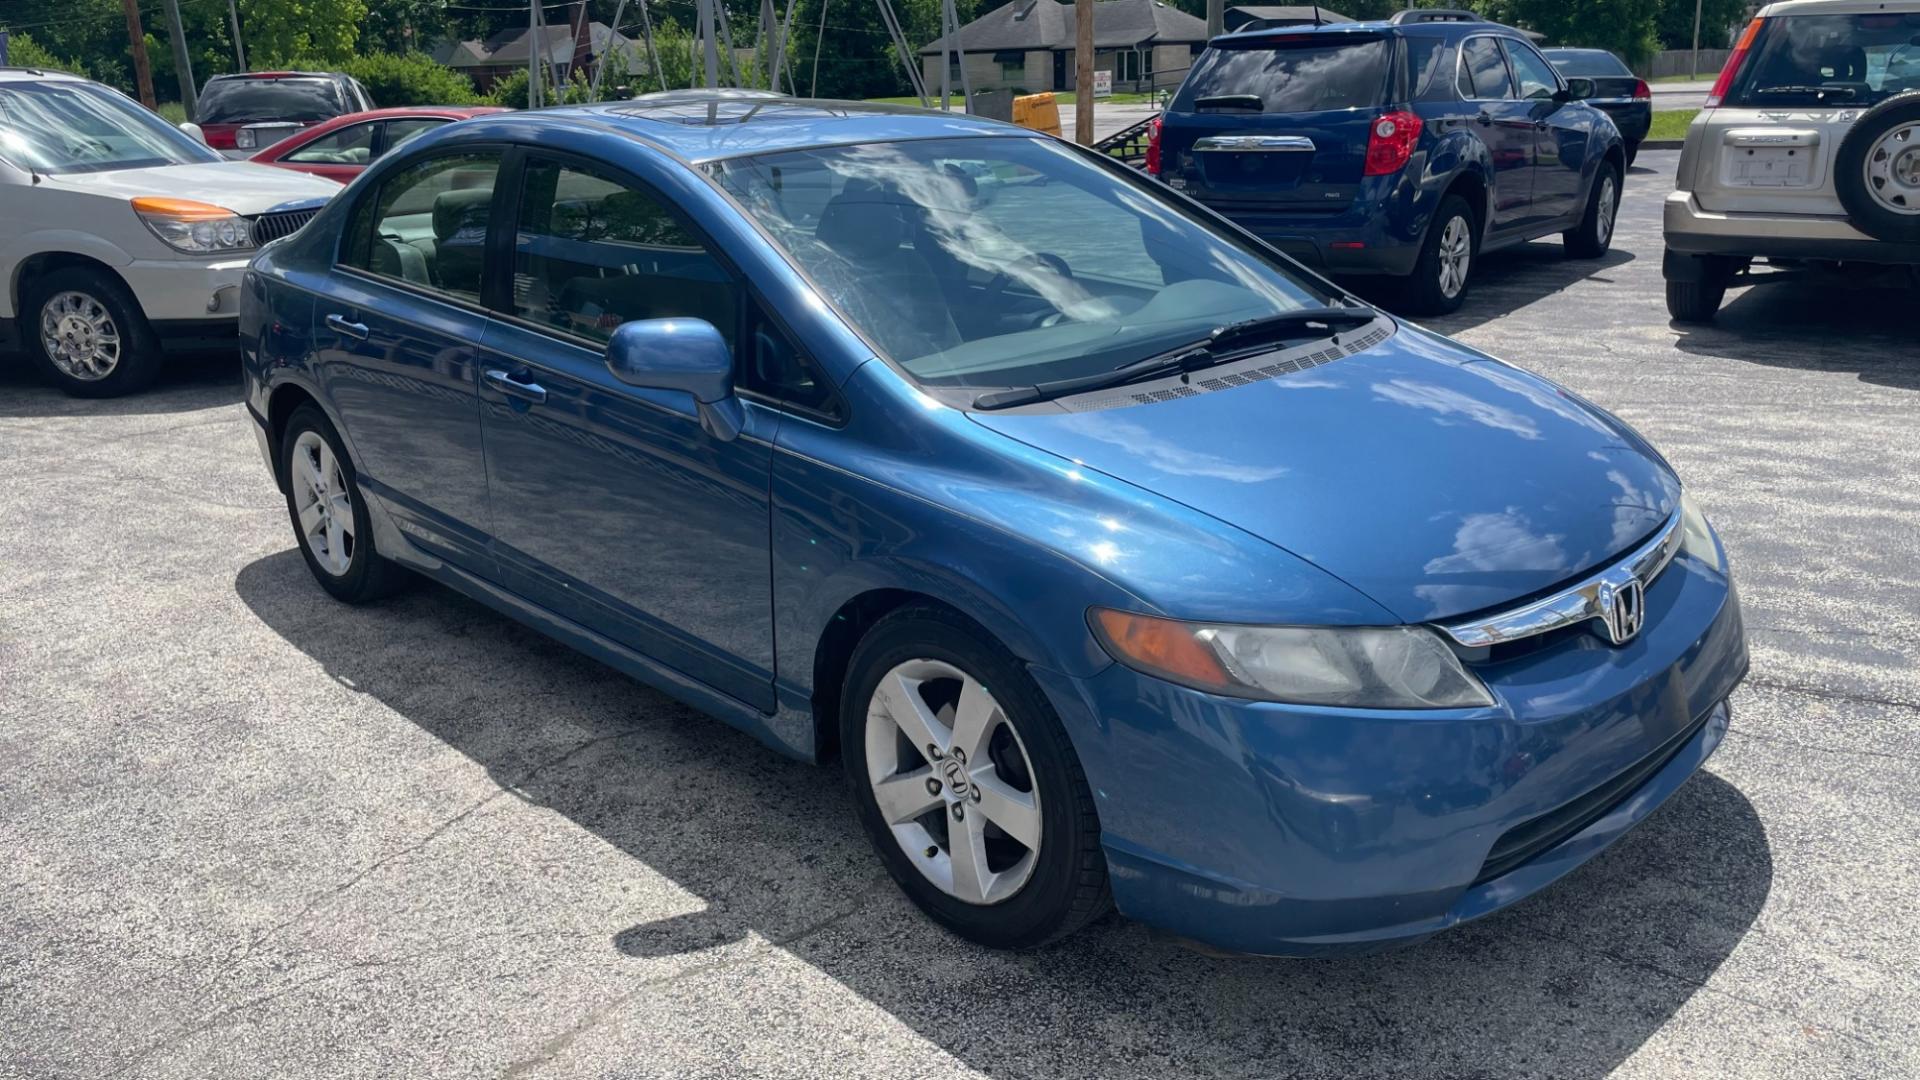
[1664,0,1920,321]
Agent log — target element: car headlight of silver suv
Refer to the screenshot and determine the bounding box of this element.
[1091,609,1495,709]
[133,197,255,254]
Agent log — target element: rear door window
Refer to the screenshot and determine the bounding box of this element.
[1173,37,1390,113]
[1460,37,1515,100]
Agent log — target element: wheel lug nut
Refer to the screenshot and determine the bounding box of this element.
[951,803,965,821]
[970,788,982,804]
[924,845,938,858]
[925,777,941,796]
[927,744,943,760]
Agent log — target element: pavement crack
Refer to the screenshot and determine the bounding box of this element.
[215,728,648,985]
[1723,726,1913,763]
[1741,677,1920,715]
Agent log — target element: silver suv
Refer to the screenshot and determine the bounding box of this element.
[1664,0,1920,321]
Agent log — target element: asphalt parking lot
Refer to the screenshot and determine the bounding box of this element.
[3,151,1917,1079]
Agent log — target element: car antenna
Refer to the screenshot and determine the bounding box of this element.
[1312,4,1323,23]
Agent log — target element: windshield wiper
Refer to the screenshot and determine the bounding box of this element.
[972,305,1376,411]
[1753,85,1858,100]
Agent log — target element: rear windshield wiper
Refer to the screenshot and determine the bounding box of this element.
[1752,85,1858,101]
[1193,94,1264,112]
[973,305,1376,411]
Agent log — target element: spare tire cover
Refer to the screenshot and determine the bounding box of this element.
[1835,91,1920,243]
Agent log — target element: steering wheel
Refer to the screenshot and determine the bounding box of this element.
[983,252,1075,324]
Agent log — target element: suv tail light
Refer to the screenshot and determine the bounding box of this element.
[1146,115,1163,176]
[1632,79,1651,100]
[1363,110,1423,176]
[1706,18,1764,108]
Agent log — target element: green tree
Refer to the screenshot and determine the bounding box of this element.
[1655,0,1746,50]
[238,0,369,65]
[339,52,484,106]
[3,33,84,76]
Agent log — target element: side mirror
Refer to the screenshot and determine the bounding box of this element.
[1560,77,1596,103]
[178,121,206,144]
[605,317,744,440]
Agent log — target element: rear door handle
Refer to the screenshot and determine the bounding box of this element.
[483,368,547,404]
[1476,112,1493,126]
[324,313,369,340]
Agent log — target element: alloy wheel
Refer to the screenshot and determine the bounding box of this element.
[864,657,1042,905]
[1437,215,1472,299]
[1597,175,1618,244]
[291,430,355,577]
[39,291,121,381]
[1864,121,1920,215]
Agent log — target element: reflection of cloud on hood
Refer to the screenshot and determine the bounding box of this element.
[1059,415,1290,483]
[1372,379,1541,439]
[1424,508,1569,575]
[1605,468,1667,548]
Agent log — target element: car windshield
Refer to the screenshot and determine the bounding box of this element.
[1730,13,1920,107]
[1171,36,1390,113]
[197,78,343,124]
[0,81,218,174]
[708,136,1341,394]
[1546,50,1630,77]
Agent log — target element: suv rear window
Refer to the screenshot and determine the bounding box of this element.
[1728,13,1920,108]
[1172,36,1390,113]
[196,78,345,124]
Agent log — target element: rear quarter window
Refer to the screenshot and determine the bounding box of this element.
[1173,37,1390,113]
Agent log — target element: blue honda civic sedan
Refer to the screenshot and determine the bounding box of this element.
[239,92,1747,956]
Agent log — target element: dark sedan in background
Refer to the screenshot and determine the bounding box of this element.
[1543,48,1652,164]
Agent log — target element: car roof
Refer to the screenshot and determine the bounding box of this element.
[205,71,345,82]
[1757,0,1920,14]
[456,94,1034,165]
[1210,17,1526,43]
[0,67,90,84]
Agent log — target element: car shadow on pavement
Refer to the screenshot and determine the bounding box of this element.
[1349,246,1636,336]
[0,348,240,417]
[235,549,1773,1079]
[1671,281,1920,391]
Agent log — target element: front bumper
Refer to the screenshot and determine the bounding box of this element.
[1663,191,1920,265]
[1033,548,1748,956]
[118,256,252,323]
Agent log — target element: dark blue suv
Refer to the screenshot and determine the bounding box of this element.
[1150,15,1626,314]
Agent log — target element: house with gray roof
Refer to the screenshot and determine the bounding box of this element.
[430,21,639,90]
[918,0,1210,95]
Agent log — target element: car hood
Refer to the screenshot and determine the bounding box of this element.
[44,161,341,212]
[968,324,1679,623]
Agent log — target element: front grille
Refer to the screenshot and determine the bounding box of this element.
[250,208,320,246]
[1471,703,1720,886]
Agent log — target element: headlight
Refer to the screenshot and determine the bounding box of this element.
[1090,609,1495,709]
[1679,492,1725,572]
[133,197,254,254]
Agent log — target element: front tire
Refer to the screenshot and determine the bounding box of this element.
[23,267,163,398]
[1665,278,1726,323]
[841,606,1110,949]
[278,404,408,603]
[1564,162,1620,259]
[1402,194,1477,316]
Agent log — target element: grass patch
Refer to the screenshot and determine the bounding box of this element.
[1649,108,1699,141]
[158,102,188,123]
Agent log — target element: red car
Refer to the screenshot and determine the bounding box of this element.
[250,106,508,183]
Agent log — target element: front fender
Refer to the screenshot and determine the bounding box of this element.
[1,230,139,319]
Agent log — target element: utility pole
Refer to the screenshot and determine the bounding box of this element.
[162,0,196,117]
[810,0,829,97]
[121,0,157,109]
[697,0,720,88]
[1206,0,1223,39]
[528,0,543,107]
[227,0,246,71]
[1689,0,1704,80]
[1074,0,1092,144]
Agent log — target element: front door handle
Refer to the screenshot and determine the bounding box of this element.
[324,313,369,340]
[483,368,547,404]
[1476,112,1494,126]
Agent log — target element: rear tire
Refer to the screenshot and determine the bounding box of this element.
[1563,162,1620,259]
[841,605,1110,949]
[279,403,409,604]
[23,267,163,398]
[1402,194,1477,316]
[1665,277,1726,323]
[1624,140,1640,168]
